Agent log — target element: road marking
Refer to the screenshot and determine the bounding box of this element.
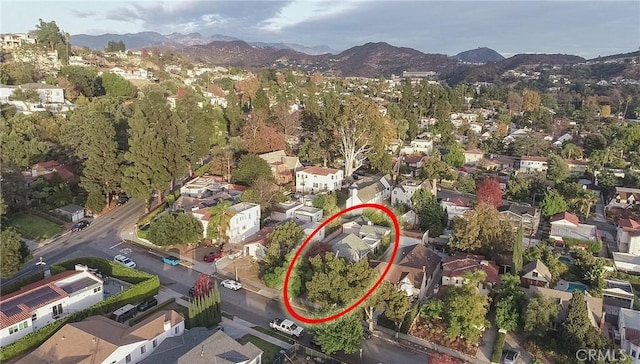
[110,241,123,249]
[120,248,132,254]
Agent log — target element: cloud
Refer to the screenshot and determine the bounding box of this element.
[70,9,96,18]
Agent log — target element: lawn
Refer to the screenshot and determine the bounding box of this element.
[7,213,64,240]
[238,334,284,363]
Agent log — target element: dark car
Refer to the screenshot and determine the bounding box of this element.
[363,328,372,340]
[188,287,195,297]
[116,195,130,206]
[204,251,223,263]
[137,297,158,312]
[72,220,90,232]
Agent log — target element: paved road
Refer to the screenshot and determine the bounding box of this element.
[3,199,430,364]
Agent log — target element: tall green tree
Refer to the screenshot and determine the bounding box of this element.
[252,87,270,112]
[561,292,608,356]
[231,154,274,186]
[411,188,447,237]
[105,40,126,52]
[547,154,570,183]
[512,225,524,274]
[225,91,243,136]
[494,274,524,332]
[444,143,465,168]
[451,203,514,259]
[35,19,63,51]
[312,311,364,354]
[0,230,26,278]
[101,73,136,98]
[523,294,559,337]
[0,114,48,168]
[441,280,490,343]
[147,213,204,246]
[540,189,568,217]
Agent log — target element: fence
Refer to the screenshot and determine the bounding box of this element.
[272,343,347,364]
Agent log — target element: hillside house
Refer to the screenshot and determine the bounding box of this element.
[617,218,640,256]
[401,136,434,155]
[567,159,588,176]
[603,279,634,323]
[464,148,485,165]
[0,33,36,50]
[227,203,261,244]
[608,187,640,210]
[498,204,540,237]
[28,160,76,182]
[258,150,302,185]
[295,167,344,194]
[519,156,549,173]
[345,175,392,210]
[391,179,437,206]
[0,83,65,104]
[441,253,501,296]
[107,66,150,80]
[527,286,604,331]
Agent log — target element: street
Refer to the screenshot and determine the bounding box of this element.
[2,199,431,364]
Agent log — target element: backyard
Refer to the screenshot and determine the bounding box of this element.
[238,334,284,363]
[6,213,64,240]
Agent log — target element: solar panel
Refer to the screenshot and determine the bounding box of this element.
[21,286,60,308]
[0,304,22,317]
[58,277,98,294]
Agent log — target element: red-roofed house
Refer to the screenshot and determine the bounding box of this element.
[259,150,302,185]
[618,218,640,256]
[29,160,77,182]
[295,167,344,193]
[0,267,103,347]
[441,253,501,295]
[550,211,599,247]
[441,196,473,222]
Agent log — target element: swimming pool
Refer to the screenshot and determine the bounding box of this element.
[566,282,588,292]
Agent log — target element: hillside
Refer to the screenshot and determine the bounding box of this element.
[454,47,504,63]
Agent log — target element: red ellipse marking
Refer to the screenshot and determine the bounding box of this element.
[283,203,401,324]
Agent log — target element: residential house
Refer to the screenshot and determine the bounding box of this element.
[0,83,65,104]
[613,253,640,274]
[108,66,150,80]
[608,187,640,209]
[330,233,372,262]
[227,203,261,244]
[441,196,473,222]
[241,227,273,260]
[603,279,634,323]
[270,201,304,222]
[180,176,220,198]
[552,132,574,148]
[294,206,323,223]
[401,154,428,176]
[527,286,604,331]
[0,33,36,50]
[463,148,485,165]
[0,268,103,347]
[549,211,600,247]
[519,156,549,173]
[345,175,392,211]
[520,260,552,288]
[370,244,442,300]
[53,204,85,222]
[295,167,344,194]
[391,179,437,206]
[258,150,302,185]
[441,253,501,295]
[477,154,516,172]
[140,327,262,364]
[567,159,589,176]
[21,310,184,364]
[28,160,76,182]
[619,308,640,363]
[400,136,434,155]
[618,218,640,255]
[498,204,541,238]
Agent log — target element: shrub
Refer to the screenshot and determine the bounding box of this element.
[491,332,506,363]
[563,237,602,254]
[0,317,71,361]
[0,271,44,296]
[52,257,154,284]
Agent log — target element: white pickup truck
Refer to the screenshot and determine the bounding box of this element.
[269,318,304,338]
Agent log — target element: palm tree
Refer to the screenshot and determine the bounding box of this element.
[207,200,235,245]
[561,143,583,160]
[570,190,597,218]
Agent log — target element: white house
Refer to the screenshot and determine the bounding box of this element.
[567,159,588,176]
[270,201,304,221]
[109,67,151,80]
[295,166,344,194]
[519,156,548,173]
[0,83,65,104]
[549,211,599,247]
[401,137,434,155]
[0,33,36,50]
[179,176,220,198]
[441,196,473,222]
[294,206,323,223]
[345,175,392,210]
[618,218,640,256]
[608,187,640,209]
[552,132,574,147]
[228,203,261,244]
[21,310,185,364]
[0,268,103,347]
[619,308,640,364]
[391,179,437,206]
[463,148,485,165]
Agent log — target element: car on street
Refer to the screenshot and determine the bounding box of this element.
[162,255,180,266]
[116,195,130,206]
[114,254,136,268]
[204,251,224,262]
[363,328,373,340]
[188,287,195,297]
[503,349,520,364]
[137,297,158,312]
[221,279,242,291]
[72,220,90,231]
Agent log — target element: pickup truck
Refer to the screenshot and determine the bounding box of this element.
[269,318,304,338]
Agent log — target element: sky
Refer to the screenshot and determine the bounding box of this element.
[1,0,639,58]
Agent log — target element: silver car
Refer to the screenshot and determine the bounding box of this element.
[221,279,242,291]
[114,254,137,268]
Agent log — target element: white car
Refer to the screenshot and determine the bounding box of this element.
[114,254,137,268]
[221,279,242,291]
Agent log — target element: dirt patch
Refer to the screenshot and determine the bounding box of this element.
[220,256,261,282]
[409,317,478,356]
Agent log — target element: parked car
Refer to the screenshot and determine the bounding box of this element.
[363,328,372,340]
[162,255,180,266]
[114,254,136,268]
[188,287,195,297]
[204,251,224,263]
[72,220,90,232]
[116,195,130,206]
[503,349,520,364]
[137,297,158,312]
[221,279,242,291]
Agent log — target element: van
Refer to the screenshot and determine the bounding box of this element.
[110,304,137,323]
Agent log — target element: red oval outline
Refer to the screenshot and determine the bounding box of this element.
[283,203,401,324]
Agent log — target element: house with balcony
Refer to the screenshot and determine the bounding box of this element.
[603,279,634,323]
[391,179,437,206]
[22,310,185,364]
[258,150,302,185]
[441,253,501,296]
[400,154,428,176]
[295,167,344,194]
[370,244,442,300]
[1,32,36,50]
[345,175,392,211]
[0,268,103,347]
[618,308,640,363]
[519,156,548,173]
[498,203,540,237]
[617,218,640,255]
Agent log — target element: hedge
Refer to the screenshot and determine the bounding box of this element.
[377,304,420,334]
[0,271,44,296]
[564,237,602,254]
[491,332,506,363]
[0,258,160,361]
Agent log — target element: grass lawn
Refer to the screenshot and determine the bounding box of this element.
[7,213,64,240]
[238,334,284,363]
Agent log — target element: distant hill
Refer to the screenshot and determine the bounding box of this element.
[454,47,504,63]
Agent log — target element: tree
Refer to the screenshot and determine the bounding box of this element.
[523,243,566,283]
[241,120,286,154]
[312,193,339,216]
[561,143,584,160]
[0,114,48,168]
[522,90,541,112]
[568,188,597,218]
[454,174,476,194]
[507,91,523,115]
[421,154,456,181]
[0,230,27,277]
[147,213,204,246]
[562,292,607,355]
[273,101,301,143]
[35,19,63,51]
[187,284,221,328]
[495,274,524,331]
[225,91,243,136]
[206,201,235,244]
[600,104,611,118]
[101,73,136,98]
[1,62,39,85]
[442,282,490,343]
[505,174,530,202]
[523,294,559,337]
[252,87,270,112]
[451,203,514,258]
[444,143,465,168]
[263,221,305,269]
[540,189,568,217]
[363,280,396,331]
[476,178,502,208]
[232,154,275,186]
[412,188,447,237]
[513,225,524,274]
[58,66,103,99]
[312,311,364,354]
[547,154,570,183]
[105,40,126,52]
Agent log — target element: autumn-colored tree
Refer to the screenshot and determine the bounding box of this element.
[310,72,324,85]
[601,104,611,118]
[306,241,333,258]
[241,122,285,154]
[273,102,301,143]
[476,178,502,208]
[451,203,515,258]
[507,91,523,115]
[193,274,214,298]
[234,76,260,107]
[522,89,541,112]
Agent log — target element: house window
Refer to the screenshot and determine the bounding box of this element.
[53,303,63,318]
[31,313,37,322]
[632,350,637,358]
[153,339,157,348]
[9,326,18,334]
[141,345,146,354]
[94,286,102,293]
[532,272,539,278]
[175,326,179,334]
[126,354,131,363]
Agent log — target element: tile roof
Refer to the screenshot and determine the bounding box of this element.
[300,166,341,176]
[619,218,640,231]
[521,156,548,162]
[403,154,425,164]
[442,253,501,284]
[371,245,442,287]
[626,328,640,346]
[32,160,60,169]
[550,211,580,225]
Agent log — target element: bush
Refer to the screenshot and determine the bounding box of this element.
[377,305,418,334]
[52,257,154,284]
[0,271,44,296]
[564,237,602,254]
[194,163,210,177]
[491,332,506,363]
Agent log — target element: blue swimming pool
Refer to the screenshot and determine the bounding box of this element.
[566,282,588,293]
